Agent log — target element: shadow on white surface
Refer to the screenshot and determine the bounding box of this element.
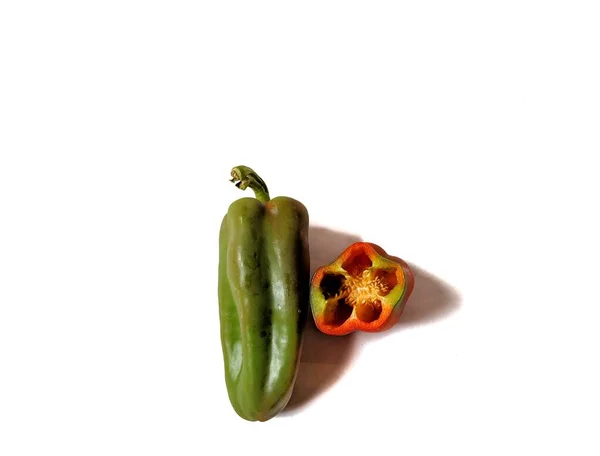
[363,262,461,343]
[397,264,461,328]
[281,226,461,416]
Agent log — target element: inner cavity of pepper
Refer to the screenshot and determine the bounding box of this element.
[320,251,398,326]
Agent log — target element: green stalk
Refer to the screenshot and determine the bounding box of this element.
[229,165,270,203]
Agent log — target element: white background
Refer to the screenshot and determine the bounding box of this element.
[1,1,599,455]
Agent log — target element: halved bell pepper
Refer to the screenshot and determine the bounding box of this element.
[218,166,310,421]
[310,242,414,336]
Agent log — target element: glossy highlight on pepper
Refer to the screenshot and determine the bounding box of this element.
[310,242,414,336]
[218,165,310,421]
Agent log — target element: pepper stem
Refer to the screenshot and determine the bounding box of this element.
[229,166,270,203]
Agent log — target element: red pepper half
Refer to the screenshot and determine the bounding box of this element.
[310,242,415,336]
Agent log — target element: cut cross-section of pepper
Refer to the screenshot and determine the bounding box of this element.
[310,242,415,336]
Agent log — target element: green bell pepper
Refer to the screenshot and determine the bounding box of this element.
[218,166,310,422]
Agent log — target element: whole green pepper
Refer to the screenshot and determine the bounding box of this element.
[218,166,310,422]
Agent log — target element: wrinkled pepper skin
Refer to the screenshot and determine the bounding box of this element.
[218,166,310,422]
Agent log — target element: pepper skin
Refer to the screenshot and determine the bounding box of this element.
[310,242,414,336]
[218,166,310,422]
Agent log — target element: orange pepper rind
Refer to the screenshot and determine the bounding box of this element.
[310,242,414,336]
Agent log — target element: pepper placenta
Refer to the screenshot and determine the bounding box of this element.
[310,242,414,336]
[218,166,310,421]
